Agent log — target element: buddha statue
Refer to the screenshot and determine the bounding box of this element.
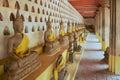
[74,24,82,52]
[54,55,67,80]
[68,43,75,63]
[44,16,60,55]
[67,21,74,44]
[7,10,40,80]
[59,20,69,47]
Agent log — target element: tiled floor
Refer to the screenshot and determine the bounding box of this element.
[75,33,120,80]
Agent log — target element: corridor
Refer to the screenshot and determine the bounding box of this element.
[75,33,120,80]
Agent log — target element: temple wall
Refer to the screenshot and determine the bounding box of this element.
[0,0,84,59]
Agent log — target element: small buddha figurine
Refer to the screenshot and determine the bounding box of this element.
[67,21,74,44]
[54,55,67,80]
[74,25,82,52]
[68,43,75,63]
[59,20,69,47]
[7,10,40,80]
[44,16,60,55]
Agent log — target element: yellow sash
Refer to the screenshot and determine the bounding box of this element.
[13,34,29,58]
[54,55,66,80]
[60,30,65,36]
[48,32,55,42]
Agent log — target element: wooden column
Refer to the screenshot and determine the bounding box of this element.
[109,0,120,74]
[102,0,110,51]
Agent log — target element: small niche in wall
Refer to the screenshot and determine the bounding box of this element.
[40,0,42,5]
[21,15,24,21]
[38,8,40,14]
[25,26,28,33]
[3,0,9,7]
[0,12,3,21]
[48,4,50,8]
[40,17,42,22]
[3,26,10,36]
[24,4,28,11]
[32,26,35,32]
[45,17,47,22]
[45,2,47,7]
[42,9,45,14]
[15,1,20,9]
[28,16,32,22]
[46,11,48,15]
[42,26,44,31]
[38,26,40,31]
[10,13,15,21]
[35,0,37,3]
[35,16,38,22]
[31,6,35,12]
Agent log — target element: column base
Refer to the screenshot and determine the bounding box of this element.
[109,54,120,74]
[0,65,4,75]
[115,56,120,74]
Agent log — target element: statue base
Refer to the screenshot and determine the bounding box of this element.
[8,52,41,80]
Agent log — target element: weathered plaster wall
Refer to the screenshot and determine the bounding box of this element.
[0,0,84,59]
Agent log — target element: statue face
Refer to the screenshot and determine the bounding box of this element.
[13,22,24,33]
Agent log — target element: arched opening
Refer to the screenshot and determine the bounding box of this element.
[35,0,37,3]
[24,4,28,11]
[0,13,3,21]
[15,1,20,9]
[46,11,48,15]
[25,26,28,33]
[48,4,50,8]
[35,16,38,22]
[40,17,42,22]
[45,2,47,7]
[38,8,40,14]
[10,13,15,21]
[3,26,10,36]
[38,26,40,31]
[32,26,35,32]
[31,6,35,12]
[42,9,45,14]
[3,0,9,7]
[42,26,44,31]
[28,16,32,22]
[40,0,42,5]
[21,15,24,21]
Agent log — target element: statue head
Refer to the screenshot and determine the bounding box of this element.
[46,16,52,29]
[13,10,24,34]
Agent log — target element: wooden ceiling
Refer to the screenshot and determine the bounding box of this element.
[68,0,101,18]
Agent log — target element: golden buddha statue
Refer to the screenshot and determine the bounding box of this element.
[59,20,69,47]
[44,16,60,55]
[7,10,40,80]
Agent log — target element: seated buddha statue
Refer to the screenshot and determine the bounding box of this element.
[74,26,82,52]
[54,55,67,80]
[59,20,69,47]
[44,16,60,55]
[67,21,74,44]
[7,10,40,80]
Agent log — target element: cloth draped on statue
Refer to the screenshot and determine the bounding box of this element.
[13,34,29,58]
[60,30,65,36]
[48,32,55,42]
[54,54,66,80]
